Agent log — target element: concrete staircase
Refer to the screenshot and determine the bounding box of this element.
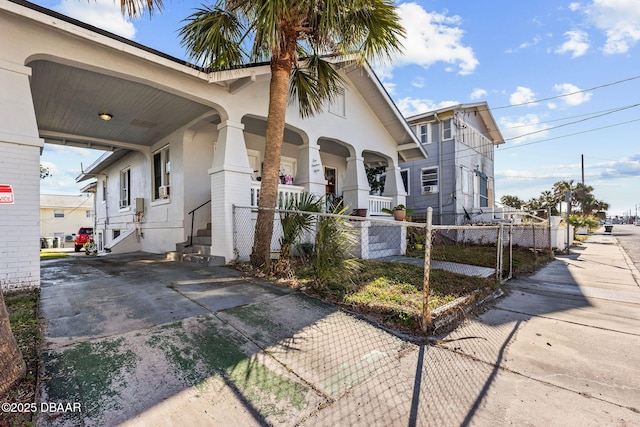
[367,225,401,259]
[167,223,225,266]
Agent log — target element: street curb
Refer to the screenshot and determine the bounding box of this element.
[430,287,505,336]
[613,235,640,288]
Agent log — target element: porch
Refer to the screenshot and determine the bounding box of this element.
[249,182,393,216]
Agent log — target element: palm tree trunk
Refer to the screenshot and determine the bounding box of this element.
[0,290,26,395]
[250,58,292,267]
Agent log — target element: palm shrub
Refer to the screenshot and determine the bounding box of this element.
[311,203,361,288]
[279,192,323,259]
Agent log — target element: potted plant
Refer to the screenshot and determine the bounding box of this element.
[382,204,414,221]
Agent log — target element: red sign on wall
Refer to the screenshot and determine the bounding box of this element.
[0,184,15,204]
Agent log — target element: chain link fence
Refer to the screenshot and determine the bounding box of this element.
[233,205,552,331]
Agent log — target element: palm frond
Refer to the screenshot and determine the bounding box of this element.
[179,5,247,70]
[119,0,163,18]
[336,0,405,63]
[289,56,347,118]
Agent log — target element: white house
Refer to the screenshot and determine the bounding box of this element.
[402,103,505,225]
[0,0,426,288]
[40,194,94,246]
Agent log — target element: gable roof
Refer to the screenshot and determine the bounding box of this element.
[407,102,505,145]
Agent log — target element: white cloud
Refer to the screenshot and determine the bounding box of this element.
[585,0,640,54]
[555,30,590,57]
[509,87,537,106]
[519,35,542,49]
[470,88,487,100]
[498,114,549,142]
[397,97,459,117]
[411,77,425,88]
[57,0,137,39]
[391,2,479,75]
[569,2,582,12]
[553,83,592,106]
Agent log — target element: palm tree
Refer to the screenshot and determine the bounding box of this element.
[500,195,524,209]
[552,180,576,217]
[118,0,404,267]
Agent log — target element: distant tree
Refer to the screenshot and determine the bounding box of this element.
[40,165,51,180]
[538,190,558,216]
[500,195,524,209]
[552,180,576,216]
[525,197,542,211]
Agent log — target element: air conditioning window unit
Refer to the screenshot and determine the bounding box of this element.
[423,185,438,194]
[158,185,170,199]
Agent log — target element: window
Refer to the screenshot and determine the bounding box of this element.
[86,210,93,218]
[421,167,438,194]
[53,209,64,218]
[442,119,453,140]
[329,88,345,117]
[153,146,170,200]
[400,169,410,195]
[418,124,431,144]
[120,168,130,208]
[101,179,106,202]
[479,175,489,208]
[461,168,472,194]
[113,229,121,239]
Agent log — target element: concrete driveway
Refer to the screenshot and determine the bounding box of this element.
[38,237,640,427]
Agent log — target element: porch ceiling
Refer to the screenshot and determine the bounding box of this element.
[29,60,214,151]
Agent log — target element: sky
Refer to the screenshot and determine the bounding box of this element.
[34,0,640,217]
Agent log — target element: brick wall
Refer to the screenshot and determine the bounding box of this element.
[0,141,41,291]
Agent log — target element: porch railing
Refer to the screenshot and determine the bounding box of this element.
[369,195,393,216]
[250,182,305,208]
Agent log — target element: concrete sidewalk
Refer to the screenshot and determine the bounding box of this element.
[38,232,640,426]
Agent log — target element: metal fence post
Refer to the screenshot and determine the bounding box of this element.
[547,207,553,256]
[422,207,433,334]
[496,223,504,284]
[507,222,513,282]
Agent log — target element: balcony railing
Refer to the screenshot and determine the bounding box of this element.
[250,182,305,208]
[369,195,392,216]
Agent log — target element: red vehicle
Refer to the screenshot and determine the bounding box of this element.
[74,227,94,252]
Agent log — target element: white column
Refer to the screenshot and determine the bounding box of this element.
[209,120,253,263]
[0,60,43,291]
[296,142,326,197]
[342,156,370,212]
[382,165,407,208]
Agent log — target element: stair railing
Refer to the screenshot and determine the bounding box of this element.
[185,199,211,248]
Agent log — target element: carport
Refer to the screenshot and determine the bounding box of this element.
[0,0,257,289]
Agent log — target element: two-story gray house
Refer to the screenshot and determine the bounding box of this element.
[401,102,505,225]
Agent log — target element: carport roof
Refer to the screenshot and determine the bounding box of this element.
[7,0,425,162]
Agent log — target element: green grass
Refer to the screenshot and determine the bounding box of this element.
[1,288,41,427]
[40,251,70,260]
[293,260,497,333]
[409,244,553,277]
[264,243,553,334]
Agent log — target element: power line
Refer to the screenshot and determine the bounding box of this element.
[505,103,640,141]
[499,117,640,150]
[492,74,640,110]
[503,103,640,129]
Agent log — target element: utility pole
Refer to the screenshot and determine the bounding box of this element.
[581,154,585,185]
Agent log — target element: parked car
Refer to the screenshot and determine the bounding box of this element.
[74,227,93,252]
